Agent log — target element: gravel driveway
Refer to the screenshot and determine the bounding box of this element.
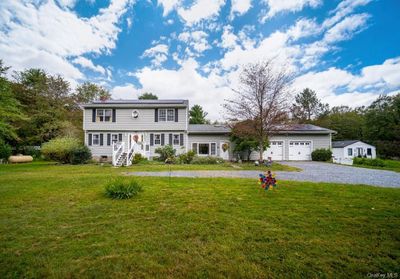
[127,161,400,188]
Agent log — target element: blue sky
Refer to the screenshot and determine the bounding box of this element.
[1,0,399,119]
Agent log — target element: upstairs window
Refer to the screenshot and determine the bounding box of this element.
[96,109,112,122]
[158,108,175,122]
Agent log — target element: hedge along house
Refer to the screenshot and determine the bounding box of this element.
[82,99,335,166]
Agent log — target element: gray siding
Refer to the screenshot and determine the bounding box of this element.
[85,131,188,160]
[188,134,231,158]
[84,108,187,131]
[248,134,331,161]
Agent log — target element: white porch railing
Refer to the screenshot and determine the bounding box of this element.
[112,142,124,166]
[126,142,135,166]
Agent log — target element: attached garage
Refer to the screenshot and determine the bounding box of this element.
[288,141,312,160]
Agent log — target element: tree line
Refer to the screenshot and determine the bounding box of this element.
[224,60,399,160]
[291,88,400,158]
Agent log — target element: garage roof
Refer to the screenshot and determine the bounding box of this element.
[332,140,365,148]
[188,124,231,134]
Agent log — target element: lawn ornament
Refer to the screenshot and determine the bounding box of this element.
[258,170,277,190]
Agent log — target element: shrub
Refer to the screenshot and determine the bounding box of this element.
[0,142,12,160]
[178,150,196,164]
[42,137,80,163]
[155,145,176,161]
[132,153,147,164]
[353,157,385,167]
[311,149,332,161]
[21,146,41,159]
[191,156,223,164]
[105,179,143,199]
[70,146,92,164]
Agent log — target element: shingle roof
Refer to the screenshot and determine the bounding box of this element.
[90,99,188,104]
[189,123,335,134]
[276,124,333,132]
[332,140,361,148]
[188,124,231,134]
[82,99,189,108]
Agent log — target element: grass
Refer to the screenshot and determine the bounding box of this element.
[126,160,300,172]
[0,162,399,278]
[353,159,400,173]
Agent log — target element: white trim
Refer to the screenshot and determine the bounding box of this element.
[96,108,112,123]
[193,142,217,156]
[172,133,180,146]
[288,140,313,160]
[158,108,176,122]
[154,133,161,146]
[92,133,100,146]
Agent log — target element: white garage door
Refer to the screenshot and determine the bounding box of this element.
[265,141,284,160]
[289,141,311,160]
[248,141,284,161]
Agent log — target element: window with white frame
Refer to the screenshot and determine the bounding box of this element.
[198,143,209,155]
[96,109,112,122]
[159,109,166,122]
[92,134,100,145]
[167,109,175,121]
[348,148,353,156]
[154,134,161,145]
[210,143,216,155]
[194,143,217,156]
[111,134,118,144]
[173,134,180,145]
[158,109,175,122]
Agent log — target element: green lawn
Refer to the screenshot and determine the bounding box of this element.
[125,160,300,172]
[1,163,399,278]
[352,159,400,173]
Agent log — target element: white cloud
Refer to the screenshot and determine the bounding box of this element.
[261,0,321,22]
[157,0,181,16]
[111,84,140,99]
[349,57,400,91]
[56,0,77,8]
[323,13,370,43]
[219,25,239,50]
[292,57,400,108]
[131,59,232,120]
[0,0,131,84]
[178,30,210,54]
[230,0,252,19]
[178,0,225,26]
[141,44,169,66]
[72,57,106,75]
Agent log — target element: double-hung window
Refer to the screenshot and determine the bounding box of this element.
[92,134,100,146]
[154,134,161,145]
[111,134,119,144]
[173,134,180,145]
[96,109,112,122]
[348,148,353,156]
[158,108,175,122]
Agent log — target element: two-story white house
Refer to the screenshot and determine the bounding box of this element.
[82,99,335,166]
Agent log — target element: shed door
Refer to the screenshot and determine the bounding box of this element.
[265,141,284,160]
[289,141,311,160]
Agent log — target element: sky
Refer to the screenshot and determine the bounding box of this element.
[1,0,399,120]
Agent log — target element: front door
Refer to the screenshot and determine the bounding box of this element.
[220,142,230,160]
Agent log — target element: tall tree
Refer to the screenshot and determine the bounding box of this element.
[189,104,209,124]
[0,60,27,143]
[138,92,158,100]
[291,88,329,122]
[224,60,291,160]
[74,82,111,103]
[12,69,73,145]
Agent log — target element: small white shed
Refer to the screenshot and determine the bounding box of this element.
[332,140,376,164]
